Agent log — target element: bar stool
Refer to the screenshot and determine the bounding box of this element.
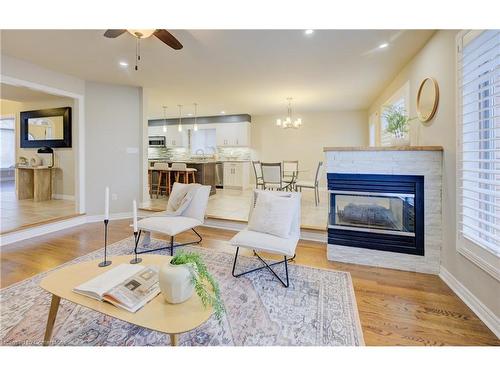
[153,162,170,197]
[170,163,186,183]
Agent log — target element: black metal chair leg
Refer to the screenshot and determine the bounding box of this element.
[232,247,293,287]
[134,228,204,255]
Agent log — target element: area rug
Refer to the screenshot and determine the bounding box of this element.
[0,237,364,346]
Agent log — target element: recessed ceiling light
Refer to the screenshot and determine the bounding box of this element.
[378,43,389,49]
[305,29,314,35]
[119,61,128,67]
[187,113,193,116]
[220,111,226,114]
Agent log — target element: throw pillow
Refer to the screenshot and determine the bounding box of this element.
[248,192,295,238]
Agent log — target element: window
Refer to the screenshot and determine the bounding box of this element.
[380,82,410,146]
[457,30,500,260]
[369,112,377,146]
[0,116,15,169]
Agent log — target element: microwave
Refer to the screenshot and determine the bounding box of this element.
[149,136,166,147]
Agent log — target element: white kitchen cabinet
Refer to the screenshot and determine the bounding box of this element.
[148,126,187,147]
[216,122,250,147]
[165,128,188,147]
[223,162,250,190]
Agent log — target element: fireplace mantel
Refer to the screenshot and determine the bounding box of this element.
[323,146,443,152]
[324,148,443,274]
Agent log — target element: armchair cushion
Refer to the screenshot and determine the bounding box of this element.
[247,191,295,238]
[166,183,200,216]
[137,216,202,237]
[230,230,298,257]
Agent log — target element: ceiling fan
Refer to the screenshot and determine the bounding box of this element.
[104,29,183,70]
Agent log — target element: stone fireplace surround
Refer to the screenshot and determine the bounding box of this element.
[324,146,443,275]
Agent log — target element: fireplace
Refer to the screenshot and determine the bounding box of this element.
[328,173,424,256]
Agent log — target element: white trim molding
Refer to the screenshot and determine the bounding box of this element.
[457,247,500,282]
[0,215,87,246]
[440,266,500,339]
[51,194,75,201]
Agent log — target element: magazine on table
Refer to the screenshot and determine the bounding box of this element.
[73,264,160,313]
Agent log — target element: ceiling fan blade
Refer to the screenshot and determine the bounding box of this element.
[153,29,183,50]
[103,29,127,38]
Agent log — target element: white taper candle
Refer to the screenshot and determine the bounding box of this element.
[104,187,110,221]
[133,200,138,232]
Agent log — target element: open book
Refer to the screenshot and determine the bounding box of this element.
[73,264,160,313]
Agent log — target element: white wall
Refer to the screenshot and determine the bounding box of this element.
[85,81,143,215]
[368,30,500,319]
[251,110,368,186]
[0,97,75,198]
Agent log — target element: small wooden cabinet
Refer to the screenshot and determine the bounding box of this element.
[223,162,249,190]
[16,166,53,201]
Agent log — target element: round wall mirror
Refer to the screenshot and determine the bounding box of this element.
[416,77,439,123]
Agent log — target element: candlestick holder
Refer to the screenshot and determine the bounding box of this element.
[130,231,143,264]
[98,219,112,267]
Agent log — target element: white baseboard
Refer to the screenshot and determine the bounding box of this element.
[439,266,500,339]
[52,194,75,201]
[0,212,133,246]
[85,212,133,223]
[0,215,87,246]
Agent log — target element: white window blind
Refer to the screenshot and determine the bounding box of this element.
[0,117,15,169]
[458,30,500,257]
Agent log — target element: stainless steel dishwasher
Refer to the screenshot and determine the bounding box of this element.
[215,162,224,188]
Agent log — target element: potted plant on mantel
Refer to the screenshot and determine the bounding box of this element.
[382,105,414,146]
[158,251,224,322]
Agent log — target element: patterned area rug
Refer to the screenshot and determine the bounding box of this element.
[0,237,364,346]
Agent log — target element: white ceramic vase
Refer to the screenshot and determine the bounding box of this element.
[158,261,195,304]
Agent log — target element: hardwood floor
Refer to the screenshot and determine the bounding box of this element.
[1,219,498,346]
[0,180,77,234]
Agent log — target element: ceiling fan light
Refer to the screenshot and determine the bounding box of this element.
[127,29,156,38]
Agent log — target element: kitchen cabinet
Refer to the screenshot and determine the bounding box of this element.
[165,129,188,147]
[216,122,250,147]
[148,126,187,147]
[223,162,249,190]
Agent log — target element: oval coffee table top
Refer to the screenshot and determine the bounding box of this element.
[40,255,213,335]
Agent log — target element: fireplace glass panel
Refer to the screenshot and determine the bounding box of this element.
[330,193,415,235]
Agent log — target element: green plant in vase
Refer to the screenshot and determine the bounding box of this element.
[170,251,225,321]
[382,105,415,142]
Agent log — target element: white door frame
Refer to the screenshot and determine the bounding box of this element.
[0,74,86,213]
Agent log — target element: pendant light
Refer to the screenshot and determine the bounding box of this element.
[177,104,183,132]
[193,103,198,132]
[162,105,168,133]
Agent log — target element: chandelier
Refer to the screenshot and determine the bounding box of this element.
[276,97,302,129]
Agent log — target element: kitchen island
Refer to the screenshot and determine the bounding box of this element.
[148,159,217,195]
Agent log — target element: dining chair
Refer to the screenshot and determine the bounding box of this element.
[261,162,294,191]
[282,160,299,190]
[252,160,264,189]
[295,161,323,206]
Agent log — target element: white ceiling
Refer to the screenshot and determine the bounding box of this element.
[0,29,434,117]
[0,82,67,102]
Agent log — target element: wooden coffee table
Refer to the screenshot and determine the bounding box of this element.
[39,255,213,346]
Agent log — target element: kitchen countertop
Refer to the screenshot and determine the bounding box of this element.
[323,146,443,152]
[149,159,250,163]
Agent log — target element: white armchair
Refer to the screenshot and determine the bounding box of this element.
[134,183,211,256]
[230,190,301,287]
